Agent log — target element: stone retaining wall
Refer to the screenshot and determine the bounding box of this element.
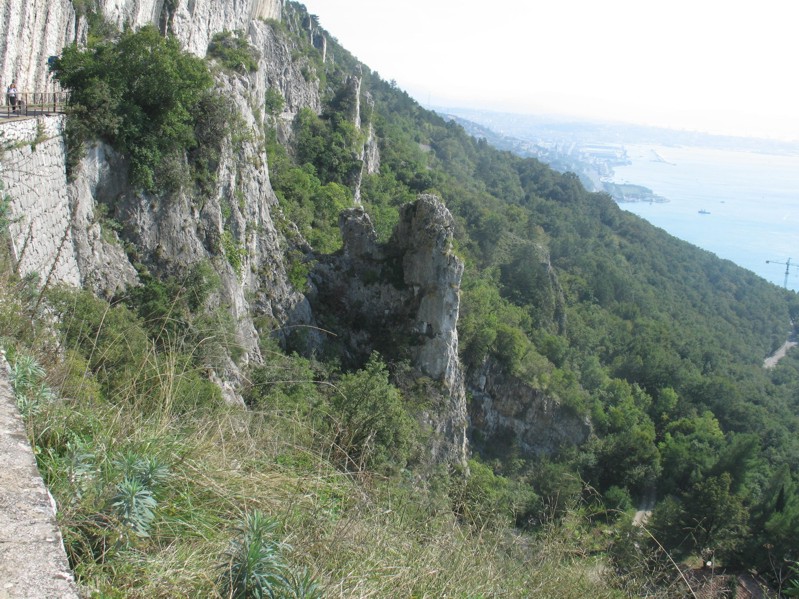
[1,115,81,288]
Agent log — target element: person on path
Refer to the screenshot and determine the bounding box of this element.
[7,82,18,114]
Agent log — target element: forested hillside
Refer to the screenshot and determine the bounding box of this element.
[1,0,797,595]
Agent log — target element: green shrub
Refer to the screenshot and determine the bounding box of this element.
[602,485,633,515]
[451,459,539,528]
[265,88,284,116]
[112,450,169,487]
[286,250,312,292]
[222,230,247,277]
[294,107,363,186]
[190,90,235,193]
[121,265,241,370]
[208,30,260,74]
[48,286,224,412]
[245,351,322,416]
[329,352,416,472]
[0,179,10,233]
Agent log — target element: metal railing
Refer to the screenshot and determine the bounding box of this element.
[3,91,70,117]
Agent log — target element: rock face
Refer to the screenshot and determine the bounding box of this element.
[247,17,321,142]
[0,10,319,376]
[391,197,467,465]
[68,142,140,298]
[468,359,591,456]
[98,0,161,34]
[65,60,315,366]
[0,0,283,95]
[311,195,468,466]
[389,197,464,390]
[0,0,77,93]
[0,0,596,482]
[169,0,283,58]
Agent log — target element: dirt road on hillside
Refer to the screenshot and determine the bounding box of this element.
[764,335,798,369]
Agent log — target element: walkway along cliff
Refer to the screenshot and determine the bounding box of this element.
[0,353,79,598]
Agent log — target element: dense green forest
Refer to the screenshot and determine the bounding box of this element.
[1,1,798,595]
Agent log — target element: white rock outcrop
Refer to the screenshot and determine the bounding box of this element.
[170,0,283,58]
[68,142,139,298]
[0,0,284,97]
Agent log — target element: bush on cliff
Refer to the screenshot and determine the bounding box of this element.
[51,25,217,191]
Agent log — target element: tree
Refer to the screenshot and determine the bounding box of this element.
[330,353,415,472]
[657,412,724,496]
[650,473,748,561]
[683,473,748,559]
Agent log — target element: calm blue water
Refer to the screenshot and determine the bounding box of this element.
[612,144,799,292]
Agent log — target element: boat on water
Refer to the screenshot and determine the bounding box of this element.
[698,209,711,215]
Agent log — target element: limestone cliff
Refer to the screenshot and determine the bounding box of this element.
[169,0,283,58]
[0,0,77,95]
[59,31,321,370]
[0,2,470,464]
[0,0,592,472]
[0,6,322,406]
[0,0,283,94]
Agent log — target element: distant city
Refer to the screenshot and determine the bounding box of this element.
[437,106,799,204]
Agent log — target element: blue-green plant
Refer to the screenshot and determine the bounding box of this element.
[113,451,170,492]
[218,511,322,599]
[8,352,54,417]
[111,477,158,538]
[784,563,799,597]
[281,568,323,599]
[219,511,288,598]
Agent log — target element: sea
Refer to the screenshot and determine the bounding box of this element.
[610,144,799,292]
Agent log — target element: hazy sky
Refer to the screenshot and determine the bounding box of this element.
[300,0,799,140]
